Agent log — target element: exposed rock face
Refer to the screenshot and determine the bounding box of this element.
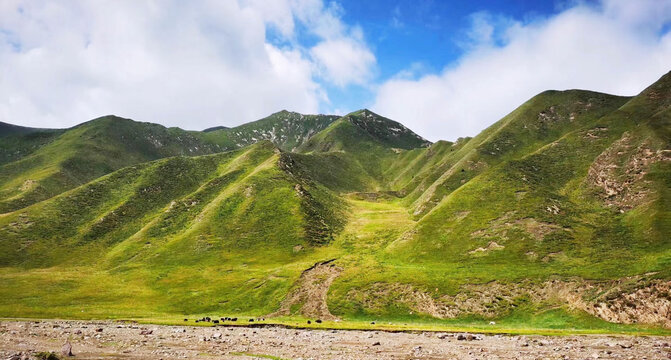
[589,280,671,326]
[347,277,671,327]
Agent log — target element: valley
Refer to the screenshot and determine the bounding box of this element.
[0,72,669,337]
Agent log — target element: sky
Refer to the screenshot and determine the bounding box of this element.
[0,0,670,141]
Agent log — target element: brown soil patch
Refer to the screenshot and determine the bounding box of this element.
[583,126,608,139]
[18,179,37,192]
[468,241,504,254]
[270,260,342,320]
[589,279,671,327]
[470,213,562,244]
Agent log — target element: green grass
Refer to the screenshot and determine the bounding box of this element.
[0,72,670,334]
[0,115,226,214]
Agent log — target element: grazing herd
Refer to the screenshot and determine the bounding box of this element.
[189,316,241,324]
[184,316,325,326]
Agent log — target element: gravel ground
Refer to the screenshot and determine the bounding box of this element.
[1,320,670,360]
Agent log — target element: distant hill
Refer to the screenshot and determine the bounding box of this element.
[0,111,348,214]
[0,72,669,331]
[202,125,229,132]
[0,121,52,137]
[0,115,225,213]
[203,110,340,151]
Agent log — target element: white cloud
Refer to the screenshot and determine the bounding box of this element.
[372,0,671,142]
[0,0,375,129]
[310,36,376,87]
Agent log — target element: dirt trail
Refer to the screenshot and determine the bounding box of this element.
[2,320,670,360]
[271,197,414,321]
[270,260,342,320]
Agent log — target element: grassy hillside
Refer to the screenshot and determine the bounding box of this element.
[328,72,670,327]
[0,72,669,333]
[397,90,631,217]
[0,121,65,166]
[0,121,54,137]
[0,116,228,214]
[0,112,342,214]
[202,110,340,152]
[0,129,64,166]
[299,109,431,185]
[0,141,349,317]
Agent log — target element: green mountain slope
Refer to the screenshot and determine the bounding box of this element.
[0,116,227,214]
[397,90,631,217]
[331,72,670,326]
[202,110,340,151]
[0,129,64,166]
[0,141,348,317]
[0,72,669,332]
[299,109,431,187]
[0,121,52,137]
[0,121,65,166]
[0,141,344,267]
[0,111,345,214]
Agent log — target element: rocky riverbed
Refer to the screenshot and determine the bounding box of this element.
[1,320,670,359]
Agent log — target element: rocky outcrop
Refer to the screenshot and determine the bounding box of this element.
[347,277,671,327]
[588,132,671,211]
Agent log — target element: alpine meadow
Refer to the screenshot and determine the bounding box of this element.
[1,70,670,337]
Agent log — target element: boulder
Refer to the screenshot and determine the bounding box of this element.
[61,341,73,357]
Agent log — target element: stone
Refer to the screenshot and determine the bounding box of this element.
[61,341,73,357]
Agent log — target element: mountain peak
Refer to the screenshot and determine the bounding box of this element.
[273,109,299,116]
[343,109,431,149]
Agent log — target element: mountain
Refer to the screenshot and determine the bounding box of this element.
[0,115,226,214]
[297,109,431,189]
[202,125,229,132]
[0,111,341,214]
[0,72,669,331]
[0,121,51,138]
[0,122,65,166]
[203,110,340,152]
[0,141,345,267]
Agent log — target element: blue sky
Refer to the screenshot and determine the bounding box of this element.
[321,0,571,113]
[0,0,669,140]
[340,0,562,77]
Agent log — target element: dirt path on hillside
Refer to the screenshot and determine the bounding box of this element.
[269,198,415,322]
[271,259,343,320]
[1,320,670,360]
